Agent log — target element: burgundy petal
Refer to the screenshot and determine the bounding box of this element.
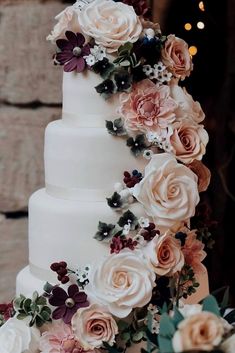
[49,287,68,306]
[52,305,67,320]
[63,307,77,324]
[74,291,87,303]
[68,284,79,298]
[65,31,78,47]
[76,57,86,73]
[77,300,90,309]
[64,57,79,72]
[56,51,74,65]
[76,33,85,47]
[82,44,91,56]
[56,39,72,51]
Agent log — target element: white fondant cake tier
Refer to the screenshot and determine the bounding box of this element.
[45,120,146,197]
[63,71,119,120]
[25,188,144,294]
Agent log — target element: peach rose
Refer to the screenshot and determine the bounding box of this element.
[144,233,184,276]
[188,160,211,192]
[170,82,205,123]
[132,153,199,231]
[172,312,225,352]
[170,119,209,164]
[119,79,177,137]
[47,6,81,43]
[72,304,118,350]
[78,0,142,53]
[182,230,207,275]
[85,249,156,318]
[161,35,193,79]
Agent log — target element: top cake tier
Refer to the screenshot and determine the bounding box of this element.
[62,70,120,126]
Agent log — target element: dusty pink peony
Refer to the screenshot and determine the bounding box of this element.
[47,6,81,43]
[170,119,209,164]
[119,79,177,137]
[182,230,207,275]
[39,321,96,353]
[188,160,211,192]
[170,82,205,123]
[72,304,118,350]
[144,233,184,276]
[161,35,193,79]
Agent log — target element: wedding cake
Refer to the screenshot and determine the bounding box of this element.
[2,1,225,352]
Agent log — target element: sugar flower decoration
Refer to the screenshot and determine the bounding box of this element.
[85,249,156,318]
[78,0,142,53]
[119,79,177,138]
[49,284,89,324]
[55,31,90,72]
[132,153,200,231]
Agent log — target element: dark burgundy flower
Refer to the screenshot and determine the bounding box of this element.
[0,302,14,322]
[49,284,89,324]
[110,235,137,254]
[116,0,151,18]
[141,223,160,242]
[55,31,90,73]
[123,170,142,188]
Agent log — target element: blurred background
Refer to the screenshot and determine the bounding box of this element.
[0,0,234,303]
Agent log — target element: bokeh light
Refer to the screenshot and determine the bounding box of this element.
[189,46,198,56]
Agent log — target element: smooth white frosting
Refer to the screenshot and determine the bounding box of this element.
[45,120,145,197]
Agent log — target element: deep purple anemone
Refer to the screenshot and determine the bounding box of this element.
[55,31,90,72]
[49,284,89,324]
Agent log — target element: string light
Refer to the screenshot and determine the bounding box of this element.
[199,1,205,11]
[184,23,192,31]
[189,46,198,56]
[197,21,205,29]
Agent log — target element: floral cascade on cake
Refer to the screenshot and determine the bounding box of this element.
[0,0,233,353]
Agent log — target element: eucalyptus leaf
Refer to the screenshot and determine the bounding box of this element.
[132,330,144,342]
[36,296,47,306]
[202,295,220,317]
[172,306,184,327]
[17,313,27,320]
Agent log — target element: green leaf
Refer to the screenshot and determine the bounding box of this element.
[43,282,54,294]
[158,314,175,353]
[121,331,131,342]
[132,330,144,343]
[32,291,39,302]
[30,302,39,312]
[36,296,47,306]
[202,295,220,317]
[159,302,168,315]
[17,313,28,320]
[118,320,129,331]
[172,306,184,327]
[13,296,25,310]
[23,298,32,313]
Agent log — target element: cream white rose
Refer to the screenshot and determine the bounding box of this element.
[0,318,40,353]
[47,6,81,43]
[132,153,199,231]
[72,304,118,350]
[221,334,235,353]
[143,233,184,276]
[85,249,156,318]
[170,82,205,123]
[170,118,209,164]
[78,0,142,53]
[172,312,225,352]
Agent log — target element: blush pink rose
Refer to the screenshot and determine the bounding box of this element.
[39,321,96,353]
[172,312,224,352]
[170,82,205,123]
[78,0,142,53]
[161,35,193,79]
[119,79,177,137]
[188,160,211,192]
[47,6,81,43]
[132,153,200,231]
[170,119,209,164]
[72,304,118,350]
[182,230,207,275]
[144,233,184,276]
